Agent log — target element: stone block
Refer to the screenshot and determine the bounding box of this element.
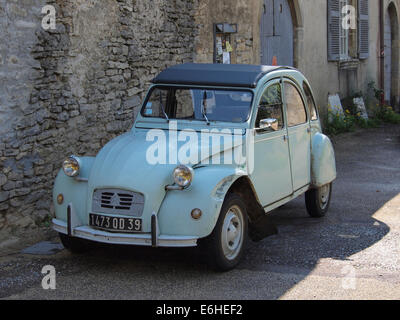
[0,173,6,187]
[0,191,10,203]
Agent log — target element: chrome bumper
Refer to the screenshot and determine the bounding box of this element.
[53,218,198,248]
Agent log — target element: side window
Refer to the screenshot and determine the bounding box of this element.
[255,84,284,131]
[284,82,307,127]
[303,82,318,121]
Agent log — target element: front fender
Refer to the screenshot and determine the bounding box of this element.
[53,157,95,223]
[311,133,337,188]
[158,166,244,238]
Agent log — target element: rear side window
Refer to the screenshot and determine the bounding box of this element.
[284,82,307,127]
[303,82,318,121]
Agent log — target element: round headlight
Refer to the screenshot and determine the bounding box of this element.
[173,165,194,188]
[63,156,80,177]
[57,194,64,205]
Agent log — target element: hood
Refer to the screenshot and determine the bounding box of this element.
[90,129,246,181]
[89,131,174,188]
[87,129,246,213]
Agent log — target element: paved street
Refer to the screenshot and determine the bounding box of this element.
[1,125,399,300]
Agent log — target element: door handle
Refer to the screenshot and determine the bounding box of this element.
[283,135,287,142]
[307,128,311,134]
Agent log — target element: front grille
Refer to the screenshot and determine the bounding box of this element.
[92,189,144,217]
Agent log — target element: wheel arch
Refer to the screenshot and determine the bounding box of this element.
[226,176,265,224]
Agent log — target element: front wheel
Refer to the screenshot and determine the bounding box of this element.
[305,183,332,218]
[204,193,248,272]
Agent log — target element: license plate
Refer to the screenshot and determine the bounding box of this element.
[89,214,142,233]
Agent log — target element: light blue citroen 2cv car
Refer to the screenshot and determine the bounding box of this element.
[53,64,336,271]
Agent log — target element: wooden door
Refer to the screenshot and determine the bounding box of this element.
[260,0,294,66]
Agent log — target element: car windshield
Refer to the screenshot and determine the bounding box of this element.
[141,87,253,123]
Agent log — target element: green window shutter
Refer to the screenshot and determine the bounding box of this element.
[328,0,340,61]
[358,0,369,59]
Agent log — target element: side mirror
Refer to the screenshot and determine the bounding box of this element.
[259,118,279,131]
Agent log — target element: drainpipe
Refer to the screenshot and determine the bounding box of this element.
[379,0,385,104]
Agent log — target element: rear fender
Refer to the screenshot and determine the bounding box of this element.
[311,133,337,188]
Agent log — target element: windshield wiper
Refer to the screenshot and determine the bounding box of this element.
[159,93,169,122]
[202,90,210,126]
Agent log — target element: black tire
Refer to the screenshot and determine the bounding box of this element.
[305,183,332,218]
[204,193,248,272]
[59,233,91,254]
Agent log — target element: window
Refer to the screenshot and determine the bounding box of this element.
[302,82,318,121]
[339,0,349,59]
[255,84,284,131]
[328,0,369,61]
[284,82,307,127]
[142,87,253,123]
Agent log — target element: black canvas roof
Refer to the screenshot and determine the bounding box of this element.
[152,63,293,88]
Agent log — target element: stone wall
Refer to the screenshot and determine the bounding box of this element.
[0,0,48,233]
[0,0,199,240]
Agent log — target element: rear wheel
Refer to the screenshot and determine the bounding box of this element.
[305,183,332,218]
[59,233,91,254]
[204,193,248,272]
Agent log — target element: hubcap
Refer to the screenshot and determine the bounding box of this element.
[319,184,331,210]
[221,205,244,261]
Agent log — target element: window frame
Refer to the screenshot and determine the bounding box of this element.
[254,81,286,134]
[328,0,369,61]
[283,80,309,128]
[302,81,319,122]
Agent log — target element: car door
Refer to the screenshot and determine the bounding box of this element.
[284,80,311,191]
[250,80,293,207]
